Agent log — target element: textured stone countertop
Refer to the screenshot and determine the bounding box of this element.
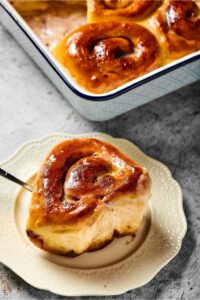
[0,22,200,300]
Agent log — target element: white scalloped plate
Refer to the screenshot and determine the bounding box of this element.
[0,133,187,296]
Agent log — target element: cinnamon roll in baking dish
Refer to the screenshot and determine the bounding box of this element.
[87,0,160,22]
[11,0,200,92]
[152,0,200,59]
[52,21,161,93]
[26,138,151,256]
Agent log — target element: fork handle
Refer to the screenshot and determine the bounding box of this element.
[0,168,32,192]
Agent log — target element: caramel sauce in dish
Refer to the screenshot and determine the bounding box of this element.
[12,1,87,50]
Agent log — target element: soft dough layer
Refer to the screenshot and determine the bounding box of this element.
[26,138,151,256]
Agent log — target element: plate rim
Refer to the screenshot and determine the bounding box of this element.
[0,133,187,296]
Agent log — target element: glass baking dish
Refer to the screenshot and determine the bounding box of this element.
[0,0,200,121]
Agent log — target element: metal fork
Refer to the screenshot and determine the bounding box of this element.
[0,168,33,192]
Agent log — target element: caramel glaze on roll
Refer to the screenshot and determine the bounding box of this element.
[52,22,161,93]
[26,138,151,256]
[152,0,200,59]
[87,0,161,22]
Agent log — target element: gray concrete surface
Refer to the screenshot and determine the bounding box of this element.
[0,23,200,300]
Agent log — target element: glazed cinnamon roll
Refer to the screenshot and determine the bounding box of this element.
[152,0,200,59]
[52,22,161,93]
[26,138,151,256]
[87,0,161,22]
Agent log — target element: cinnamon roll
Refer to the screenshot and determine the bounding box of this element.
[52,22,161,93]
[87,0,161,22]
[152,0,200,59]
[26,138,151,257]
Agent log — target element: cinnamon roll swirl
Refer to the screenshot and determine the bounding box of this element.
[26,138,151,256]
[152,0,200,58]
[52,22,161,93]
[87,0,160,22]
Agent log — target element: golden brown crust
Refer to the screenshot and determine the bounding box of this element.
[152,0,200,59]
[52,21,161,93]
[29,138,143,225]
[87,0,161,22]
[26,138,151,256]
